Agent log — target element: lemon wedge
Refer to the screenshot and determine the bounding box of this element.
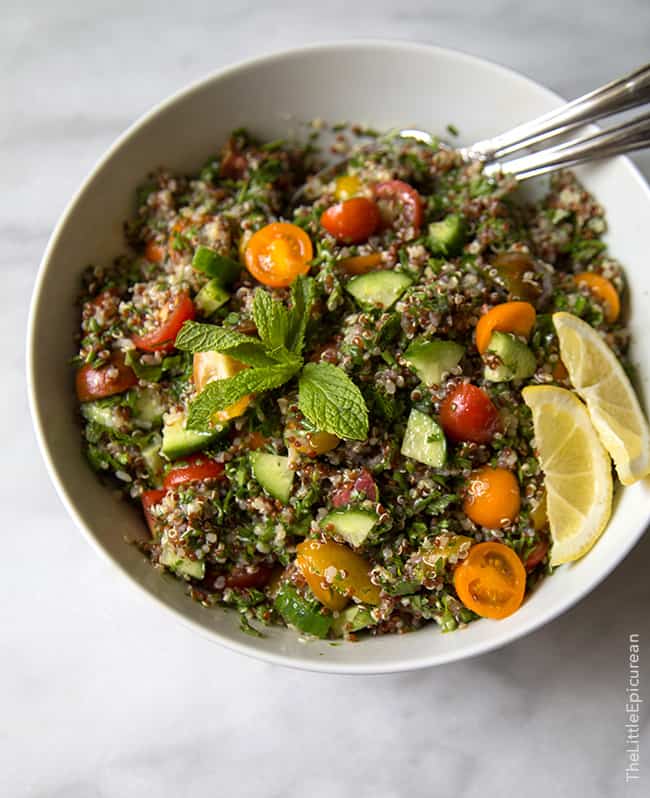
[522,386,612,565]
[553,312,650,485]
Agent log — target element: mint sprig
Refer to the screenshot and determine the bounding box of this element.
[176,276,369,439]
[187,359,302,429]
[175,323,275,367]
[298,363,369,441]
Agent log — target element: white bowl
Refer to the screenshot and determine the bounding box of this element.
[28,41,650,673]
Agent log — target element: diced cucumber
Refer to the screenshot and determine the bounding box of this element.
[161,415,223,460]
[250,452,294,503]
[140,433,163,484]
[331,605,373,637]
[401,408,447,468]
[483,331,536,382]
[274,583,332,638]
[346,271,412,310]
[132,387,166,427]
[404,339,465,386]
[427,213,466,256]
[192,246,241,285]
[160,544,205,580]
[321,509,378,547]
[81,399,122,430]
[195,279,230,317]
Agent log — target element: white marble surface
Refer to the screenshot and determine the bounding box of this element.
[2,1,649,795]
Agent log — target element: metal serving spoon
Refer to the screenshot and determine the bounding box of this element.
[291,63,650,203]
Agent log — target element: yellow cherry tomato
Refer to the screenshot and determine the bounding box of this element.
[296,539,381,609]
[335,174,362,201]
[337,252,383,275]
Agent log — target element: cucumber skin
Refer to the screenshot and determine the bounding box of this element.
[401,409,447,468]
[321,509,378,547]
[274,583,332,638]
[404,339,465,386]
[195,279,230,317]
[484,331,536,382]
[250,452,294,503]
[160,545,206,580]
[161,417,221,460]
[427,214,466,256]
[346,271,412,310]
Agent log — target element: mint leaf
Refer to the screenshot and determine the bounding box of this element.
[286,275,314,354]
[253,289,289,350]
[187,358,302,430]
[175,321,275,367]
[298,363,369,440]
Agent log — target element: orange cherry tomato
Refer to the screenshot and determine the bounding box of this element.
[163,453,225,490]
[320,197,381,244]
[296,539,381,609]
[145,239,165,263]
[475,301,537,354]
[75,352,138,402]
[141,488,166,537]
[463,466,521,528]
[243,222,313,288]
[337,252,383,275]
[132,292,195,353]
[374,180,424,234]
[575,272,620,323]
[453,541,526,619]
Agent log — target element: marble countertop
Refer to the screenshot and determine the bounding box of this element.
[3,1,648,795]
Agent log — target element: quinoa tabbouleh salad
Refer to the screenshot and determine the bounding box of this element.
[74,125,650,640]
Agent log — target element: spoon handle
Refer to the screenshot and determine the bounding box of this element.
[465,63,650,162]
[483,110,650,180]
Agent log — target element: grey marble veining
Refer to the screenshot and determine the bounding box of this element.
[2,1,649,796]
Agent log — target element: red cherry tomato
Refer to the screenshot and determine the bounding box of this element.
[75,352,138,402]
[320,197,381,244]
[523,539,549,571]
[141,488,167,537]
[374,180,424,233]
[132,292,195,353]
[439,383,500,444]
[163,453,225,490]
[332,469,379,508]
[225,564,274,589]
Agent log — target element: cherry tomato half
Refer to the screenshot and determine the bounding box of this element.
[132,292,195,353]
[144,239,165,263]
[463,466,521,529]
[331,469,379,508]
[320,197,381,244]
[453,541,526,619]
[163,453,225,490]
[244,222,313,288]
[296,538,381,609]
[523,538,549,572]
[141,488,167,537]
[374,180,424,234]
[225,564,274,589]
[75,352,138,402]
[439,383,500,444]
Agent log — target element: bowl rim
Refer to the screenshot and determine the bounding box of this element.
[27,38,650,673]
